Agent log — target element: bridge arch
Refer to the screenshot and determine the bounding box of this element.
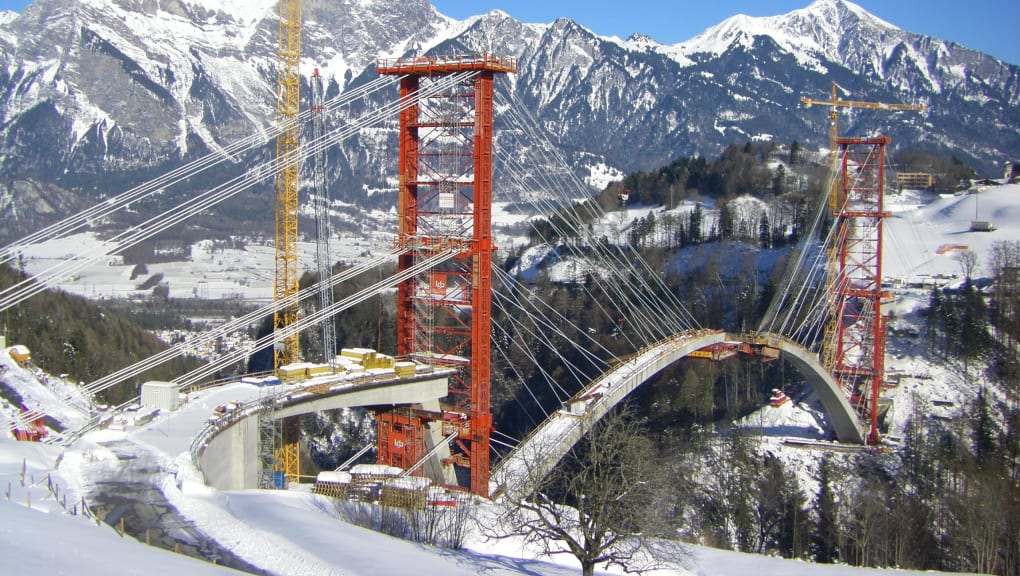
[491,331,864,498]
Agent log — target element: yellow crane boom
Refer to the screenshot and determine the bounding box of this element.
[802,81,924,159]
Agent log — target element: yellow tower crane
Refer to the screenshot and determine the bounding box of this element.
[273,0,302,370]
[273,0,302,485]
[802,81,924,210]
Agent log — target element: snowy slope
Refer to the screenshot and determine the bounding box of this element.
[663,0,900,74]
[883,183,1020,283]
[0,425,959,576]
[0,497,238,576]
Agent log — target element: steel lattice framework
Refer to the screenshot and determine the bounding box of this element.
[272,0,302,486]
[311,69,337,363]
[827,136,890,444]
[273,0,302,370]
[376,54,516,496]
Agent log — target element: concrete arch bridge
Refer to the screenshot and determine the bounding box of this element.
[491,330,864,499]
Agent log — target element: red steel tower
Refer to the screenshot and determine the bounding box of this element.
[828,135,890,444]
[375,54,516,496]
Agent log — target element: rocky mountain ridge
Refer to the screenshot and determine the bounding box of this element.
[0,0,1016,241]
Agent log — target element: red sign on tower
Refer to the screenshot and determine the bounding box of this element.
[430,273,448,296]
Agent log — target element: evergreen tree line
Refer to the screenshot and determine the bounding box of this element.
[246,261,398,373]
[924,279,991,373]
[989,241,1020,397]
[610,141,808,209]
[658,405,1020,574]
[892,149,978,193]
[923,241,1020,480]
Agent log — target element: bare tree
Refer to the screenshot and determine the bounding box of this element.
[491,407,686,576]
[955,248,979,281]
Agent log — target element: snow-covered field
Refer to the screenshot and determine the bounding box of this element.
[13,201,542,305]
[15,231,394,302]
[883,184,1019,283]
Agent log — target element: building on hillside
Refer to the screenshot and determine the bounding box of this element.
[896,172,935,190]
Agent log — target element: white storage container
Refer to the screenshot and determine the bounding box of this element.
[140,381,180,412]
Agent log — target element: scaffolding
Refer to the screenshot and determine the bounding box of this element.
[311,69,337,363]
[827,136,890,445]
[375,53,516,496]
[257,392,279,489]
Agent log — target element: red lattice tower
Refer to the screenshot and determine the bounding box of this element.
[830,135,890,445]
[376,54,516,496]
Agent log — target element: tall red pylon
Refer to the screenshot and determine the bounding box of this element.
[830,135,890,444]
[375,54,516,496]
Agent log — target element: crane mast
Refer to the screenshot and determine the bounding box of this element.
[273,0,303,369]
[271,0,303,486]
[311,69,337,363]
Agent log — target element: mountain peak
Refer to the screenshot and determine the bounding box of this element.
[801,0,899,32]
[626,32,658,44]
[670,0,902,71]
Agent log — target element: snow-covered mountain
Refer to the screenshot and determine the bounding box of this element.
[0,0,1017,241]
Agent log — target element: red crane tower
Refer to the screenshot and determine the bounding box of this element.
[375,54,516,496]
[828,135,890,445]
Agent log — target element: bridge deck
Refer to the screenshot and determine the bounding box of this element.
[492,330,725,498]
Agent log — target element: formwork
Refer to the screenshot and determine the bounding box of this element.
[380,476,432,509]
[313,471,352,499]
[348,464,403,502]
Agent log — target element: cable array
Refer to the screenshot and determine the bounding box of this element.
[16,248,409,425]
[0,71,478,313]
[479,90,712,442]
[758,144,885,365]
[0,75,399,268]
[173,248,463,387]
[494,92,701,347]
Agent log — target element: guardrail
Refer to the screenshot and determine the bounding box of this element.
[376,52,518,74]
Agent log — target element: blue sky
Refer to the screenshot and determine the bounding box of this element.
[432,0,1020,66]
[0,0,1015,65]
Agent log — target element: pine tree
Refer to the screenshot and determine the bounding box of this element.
[973,387,997,468]
[790,140,801,164]
[772,165,786,195]
[718,201,735,240]
[758,211,771,248]
[812,456,839,563]
[689,204,704,244]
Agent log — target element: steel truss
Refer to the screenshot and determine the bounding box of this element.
[376,54,516,496]
[829,136,890,444]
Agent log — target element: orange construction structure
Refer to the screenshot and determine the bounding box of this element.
[375,53,516,496]
[829,136,890,444]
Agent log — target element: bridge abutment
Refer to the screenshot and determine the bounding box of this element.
[194,375,452,490]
